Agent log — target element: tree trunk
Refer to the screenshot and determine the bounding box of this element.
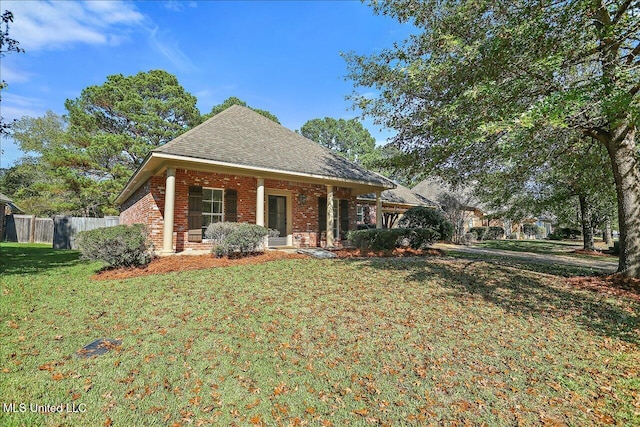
[578,194,595,251]
[606,129,640,278]
[602,217,612,245]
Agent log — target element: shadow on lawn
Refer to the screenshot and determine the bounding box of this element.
[353,257,640,345]
[0,244,82,276]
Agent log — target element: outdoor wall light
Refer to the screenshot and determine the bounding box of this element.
[298,193,307,205]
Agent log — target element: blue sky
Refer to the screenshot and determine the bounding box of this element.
[0,0,413,168]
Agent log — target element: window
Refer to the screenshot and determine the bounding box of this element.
[356,205,364,223]
[202,188,223,235]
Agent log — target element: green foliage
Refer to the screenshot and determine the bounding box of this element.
[203,96,279,123]
[399,206,453,241]
[403,228,441,249]
[345,0,640,276]
[75,224,153,268]
[347,227,440,253]
[299,117,382,170]
[470,226,505,241]
[554,227,582,240]
[3,113,89,216]
[62,70,199,215]
[204,222,239,244]
[469,227,489,241]
[348,228,405,254]
[207,222,269,257]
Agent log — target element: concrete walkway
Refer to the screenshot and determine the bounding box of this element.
[432,243,619,273]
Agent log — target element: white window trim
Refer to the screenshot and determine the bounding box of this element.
[356,205,364,223]
[202,188,224,236]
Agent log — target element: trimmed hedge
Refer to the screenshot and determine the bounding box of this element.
[469,226,505,241]
[347,228,440,254]
[76,223,153,268]
[206,222,269,257]
[399,207,453,242]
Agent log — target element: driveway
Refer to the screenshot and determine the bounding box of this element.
[432,243,619,273]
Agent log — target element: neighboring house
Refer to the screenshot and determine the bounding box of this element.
[0,192,23,241]
[357,183,440,228]
[116,106,395,254]
[412,178,488,232]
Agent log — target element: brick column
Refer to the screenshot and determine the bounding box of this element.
[161,167,176,254]
[256,178,265,226]
[326,185,334,247]
[376,191,383,229]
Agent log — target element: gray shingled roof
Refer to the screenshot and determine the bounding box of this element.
[153,105,393,187]
[358,183,439,207]
[412,178,485,212]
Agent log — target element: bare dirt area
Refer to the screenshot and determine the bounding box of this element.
[92,250,308,280]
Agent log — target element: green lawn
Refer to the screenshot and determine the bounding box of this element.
[475,239,618,258]
[1,243,638,426]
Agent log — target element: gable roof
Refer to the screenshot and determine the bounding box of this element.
[117,106,394,204]
[412,178,486,213]
[0,192,24,213]
[358,183,439,208]
[154,105,393,187]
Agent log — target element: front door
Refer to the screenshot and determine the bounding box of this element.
[268,195,287,246]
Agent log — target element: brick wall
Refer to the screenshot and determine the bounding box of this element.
[120,169,358,253]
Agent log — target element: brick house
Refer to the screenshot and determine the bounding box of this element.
[116,106,395,254]
[356,183,440,229]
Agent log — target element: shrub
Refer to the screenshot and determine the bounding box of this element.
[487,226,505,240]
[347,228,440,254]
[205,222,239,244]
[76,224,153,268]
[555,227,582,239]
[403,228,441,249]
[399,207,453,241]
[209,222,269,257]
[469,227,489,241]
[347,228,404,255]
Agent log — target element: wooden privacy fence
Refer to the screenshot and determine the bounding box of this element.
[2,215,119,249]
[53,216,120,249]
[3,215,54,244]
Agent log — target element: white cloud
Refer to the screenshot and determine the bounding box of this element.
[0,93,47,120]
[4,0,195,73]
[0,64,32,84]
[3,0,144,51]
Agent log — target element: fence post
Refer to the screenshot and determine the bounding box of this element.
[29,215,36,243]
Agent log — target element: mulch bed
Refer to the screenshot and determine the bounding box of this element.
[92,251,308,280]
[92,247,444,280]
[571,249,616,257]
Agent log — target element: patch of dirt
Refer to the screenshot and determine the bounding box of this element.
[92,251,308,280]
[333,247,445,258]
[566,274,640,302]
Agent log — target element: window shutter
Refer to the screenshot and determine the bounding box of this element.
[340,199,349,238]
[318,197,327,232]
[188,186,203,242]
[225,189,238,222]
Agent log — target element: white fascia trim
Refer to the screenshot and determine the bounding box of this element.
[153,153,396,189]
